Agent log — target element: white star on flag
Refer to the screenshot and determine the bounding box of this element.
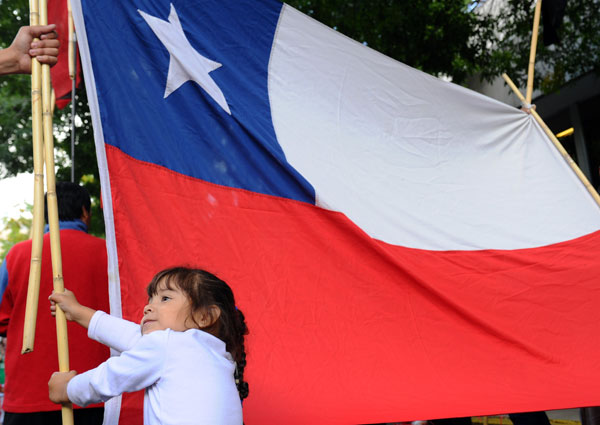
[138,4,231,115]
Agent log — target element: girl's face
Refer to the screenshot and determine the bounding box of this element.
[141,280,194,335]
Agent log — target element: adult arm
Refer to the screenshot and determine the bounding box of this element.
[0,261,8,304]
[0,260,13,336]
[0,24,59,75]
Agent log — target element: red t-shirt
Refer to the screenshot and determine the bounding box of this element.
[0,227,110,413]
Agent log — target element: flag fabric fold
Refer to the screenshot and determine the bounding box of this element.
[71,0,600,424]
[48,0,81,109]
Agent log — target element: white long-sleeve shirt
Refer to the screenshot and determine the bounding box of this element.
[67,311,243,425]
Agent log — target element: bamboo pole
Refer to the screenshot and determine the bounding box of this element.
[22,0,45,355]
[502,73,600,207]
[526,0,543,105]
[39,0,74,423]
[67,0,77,182]
[51,88,56,115]
[67,0,75,79]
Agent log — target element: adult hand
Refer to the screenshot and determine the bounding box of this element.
[0,24,59,75]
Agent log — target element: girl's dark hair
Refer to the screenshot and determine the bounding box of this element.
[147,267,249,400]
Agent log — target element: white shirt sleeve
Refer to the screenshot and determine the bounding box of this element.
[88,310,142,353]
[67,329,169,407]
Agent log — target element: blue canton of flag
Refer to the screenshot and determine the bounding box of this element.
[87,0,314,202]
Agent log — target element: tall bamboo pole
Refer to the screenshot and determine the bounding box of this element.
[67,0,77,182]
[502,73,600,207]
[22,0,46,355]
[67,0,75,80]
[39,0,74,423]
[526,0,543,105]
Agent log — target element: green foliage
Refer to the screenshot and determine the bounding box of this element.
[286,0,600,91]
[287,0,497,84]
[489,0,600,91]
[0,0,31,174]
[1,0,104,236]
[0,203,32,262]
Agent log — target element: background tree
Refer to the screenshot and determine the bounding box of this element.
[286,0,600,90]
[1,0,103,235]
[482,0,600,92]
[286,0,497,83]
[0,204,32,262]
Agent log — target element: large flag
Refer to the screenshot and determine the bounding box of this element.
[72,0,600,424]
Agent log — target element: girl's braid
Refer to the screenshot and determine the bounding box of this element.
[234,308,249,401]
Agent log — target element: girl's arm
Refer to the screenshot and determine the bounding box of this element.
[49,329,169,407]
[49,289,96,329]
[88,311,142,353]
[50,290,141,353]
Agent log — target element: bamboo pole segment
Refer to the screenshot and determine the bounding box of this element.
[526,0,543,105]
[69,75,76,183]
[22,0,45,355]
[67,0,77,182]
[502,73,600,208]
[556,127,574,138]
[51,88,56,115]
[67,0,75,79]
[40,0,74,423]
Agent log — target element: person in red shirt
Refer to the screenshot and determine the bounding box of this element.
[0,182,110,425]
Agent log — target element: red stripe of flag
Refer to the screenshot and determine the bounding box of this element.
[108,145,600,425]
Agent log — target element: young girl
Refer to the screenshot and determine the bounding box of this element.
[48,267,248,425]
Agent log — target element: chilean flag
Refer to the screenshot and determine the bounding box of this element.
[71,0,600,424]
